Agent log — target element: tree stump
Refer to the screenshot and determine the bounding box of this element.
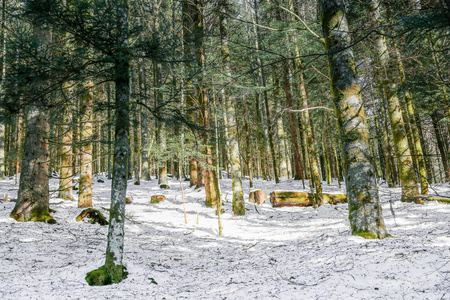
[249,190,268,204]
[126,197,132,204]
[270,191,346,207]
[76,208,108,225]
[150,195,165,204]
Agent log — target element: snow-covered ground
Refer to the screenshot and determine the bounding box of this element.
[0,175,449,299]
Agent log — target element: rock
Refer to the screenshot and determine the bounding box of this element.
[76,208,109,225]
[151,195,166,204]
[249,190,268,204]
[97,179,105,183]
[159,184,170,189]
[270,191,347,207]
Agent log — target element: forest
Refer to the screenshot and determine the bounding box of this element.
[0,0,449,298]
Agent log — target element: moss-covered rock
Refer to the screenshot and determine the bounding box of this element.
[159,184,170,189]
[150,195,165,204]
[76,208,108,225]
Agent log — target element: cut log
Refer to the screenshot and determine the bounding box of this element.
[249,190,268,204]
[76,208,108,225]
[150,195,166,204]
[270,191,347,207]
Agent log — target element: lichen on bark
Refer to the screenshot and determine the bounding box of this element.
[320,0,388,238]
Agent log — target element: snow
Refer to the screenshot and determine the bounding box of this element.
[0,176,449,299]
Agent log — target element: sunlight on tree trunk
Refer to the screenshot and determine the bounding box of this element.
[320,0,388,238]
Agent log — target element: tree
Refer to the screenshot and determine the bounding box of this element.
[10,20,54,223]
[86,0,130,285]
[319,0,388,238]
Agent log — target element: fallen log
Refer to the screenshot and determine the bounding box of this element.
[421,197,450,204]
[270,191,347,207]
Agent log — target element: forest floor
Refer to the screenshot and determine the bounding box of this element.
[0,175,449,299]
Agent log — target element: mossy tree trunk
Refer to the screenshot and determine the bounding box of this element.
[10,22,53,223]
[320,0,388,238]
[11,109,52,222]
[91,0,130,285]
[367,0,420,203]
[219,1,244,215]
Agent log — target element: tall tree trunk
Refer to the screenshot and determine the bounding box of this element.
[78,79,93,208]
[320,0,388,238]
[0,0,6,180]
[89,0,130,285]
[133,104,140,185]
[301,84,322,205]
[272,67,288,180]
[10,21,53,223]
[139,59,150,181]
[368,0,421,203]
[219,1,244,215]
[282,62,304,182]
[58,85,74,200]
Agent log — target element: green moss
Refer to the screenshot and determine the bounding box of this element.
[422,197,450,204]
[353,231,380,239]
[28,207,57,224]
[85,265,128,286]
[159,184,170,189]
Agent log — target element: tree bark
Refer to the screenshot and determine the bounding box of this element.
[78,79,94,207]
[219,2,244,215]
[320,0,388,238]
[368,0,421,203]
[99,0,130,284]
[58,85,74,200]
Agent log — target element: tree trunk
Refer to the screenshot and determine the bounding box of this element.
[10,21,53,222]
[99,0,130,284]
[11,109,53,222]
[368,0,420,203]
[320,0,388,238]
[282,62,304,181]
[272,67,289,180]
[219,2,244,215]
[78,79,94,208]
[58,85,74,200]
[0,0,5,180]
[138,60,150,181]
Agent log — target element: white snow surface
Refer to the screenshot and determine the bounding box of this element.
[0,176,449,299]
